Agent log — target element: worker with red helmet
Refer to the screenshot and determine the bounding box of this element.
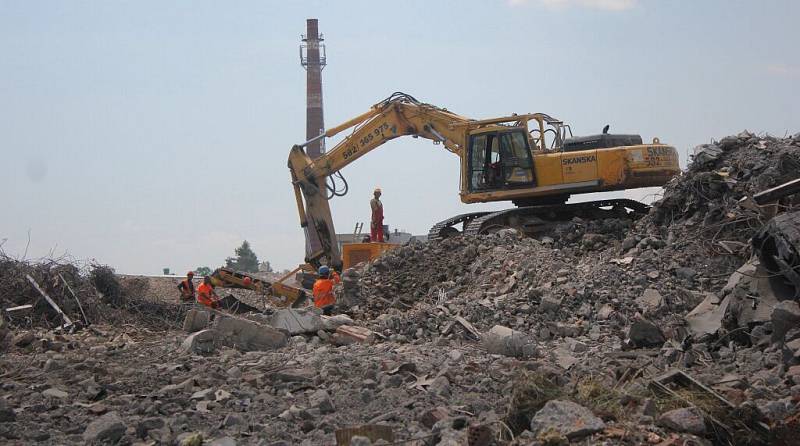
[370,187,384,242]
[177,271,195,302]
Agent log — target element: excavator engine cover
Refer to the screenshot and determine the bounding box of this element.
[562,133,643,152]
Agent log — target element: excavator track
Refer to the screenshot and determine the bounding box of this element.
[463,199,650,237]
[428,211,493,241]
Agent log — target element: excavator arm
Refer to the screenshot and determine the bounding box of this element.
[287,93,545,270]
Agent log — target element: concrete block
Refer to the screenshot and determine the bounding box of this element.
[182,329,218,354]
[213,316,287,351]
[321,314,354,331]
[269,308,323,335]
[183,309,210,333]
[333,325,376,345]
[482,325,538,359]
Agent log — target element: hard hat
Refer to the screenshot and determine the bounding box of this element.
[374,187,382,193]
[187,271,194,277]
[319,265,330,276]
[243,277,252,286]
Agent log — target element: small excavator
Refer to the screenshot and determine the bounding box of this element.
[212,92,680,305]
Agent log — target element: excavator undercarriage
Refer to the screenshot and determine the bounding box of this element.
[428,199,650,241]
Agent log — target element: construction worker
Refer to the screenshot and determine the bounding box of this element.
[177,271,195,302]
[370,187,384,242]
[196,276,220,309]
[312,265,340,315]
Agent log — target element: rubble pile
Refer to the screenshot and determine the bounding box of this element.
[1,132,799,445]
[648,131,800,243]
[0,256,187,331]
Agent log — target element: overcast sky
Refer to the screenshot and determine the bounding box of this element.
[1,0,798,274]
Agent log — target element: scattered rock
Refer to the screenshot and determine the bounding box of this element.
[628,319,666,348]
[772,301,800,342]
[182,329,218,354]
[308,389,335,414]
[482,325,537,359]
[529,400,605,440]
[657,407,705,435]
[42,388,68,399]
[12,332,35,347]
[82,411,126,444]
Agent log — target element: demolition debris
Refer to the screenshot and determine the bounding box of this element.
[1,132,799,445]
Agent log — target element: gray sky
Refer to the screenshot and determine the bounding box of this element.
[1,0,798,274]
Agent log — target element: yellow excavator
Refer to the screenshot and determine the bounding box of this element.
[211,92,680,305]
[289,92,680,271]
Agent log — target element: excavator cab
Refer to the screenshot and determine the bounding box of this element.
[467,128,535,192]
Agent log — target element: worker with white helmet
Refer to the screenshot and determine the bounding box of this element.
[370,187,384,242]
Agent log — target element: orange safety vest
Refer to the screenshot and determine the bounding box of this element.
[313,273,340,309]
[196,283,218,308]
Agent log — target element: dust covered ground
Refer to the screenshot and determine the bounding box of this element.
[1,132,800,445]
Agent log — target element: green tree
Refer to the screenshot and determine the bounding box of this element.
[259,261,273,273]
[195,266,212,276]
[225,240,259,273]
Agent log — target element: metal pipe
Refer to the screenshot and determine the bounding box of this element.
[427,126,448,143]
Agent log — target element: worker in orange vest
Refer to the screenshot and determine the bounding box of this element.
[177,271,195,302]
[370,187,384,242]
[312,265,340,315]
[196,276,220,309]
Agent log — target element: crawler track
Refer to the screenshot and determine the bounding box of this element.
[429,199,649,240]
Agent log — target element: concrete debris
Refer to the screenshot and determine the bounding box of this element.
[529,400,606,440]
[1,132,798,444]
[268,308,323,335]
[771,301,800,342]
[82,411,126,444]
[482,325,538,359]
[183,309,211,333]
[753,210,800,299]
[685,293,731,337]
[628,319,666,348]
[212,315,288,351]
[657,407,706,435]
[637,288,664,312]
[333,325,376,344]
[182,329,218,354]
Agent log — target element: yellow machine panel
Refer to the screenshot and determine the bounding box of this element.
[342,242,400,269]
[560,150,599,183]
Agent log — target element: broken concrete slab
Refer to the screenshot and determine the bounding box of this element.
[539,295,562,313]
[482,325,538,359]
[213,315,288,351]
[42,388,68,399]
[268,308,322,335]
[628,319,666,348]
[321,314,354,331]
[657,407,706,435]
[772,301,800,342]
[685,293,732,337]
[333,325,376,345]
[529,400,605,440]
[637,288,663,312]
[182,329,218,354]
[83,411,126,444]
[183,309,210,333]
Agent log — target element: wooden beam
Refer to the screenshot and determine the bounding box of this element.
[25,275,73,327]
[59,273,88,325]
[754,178,800,205]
